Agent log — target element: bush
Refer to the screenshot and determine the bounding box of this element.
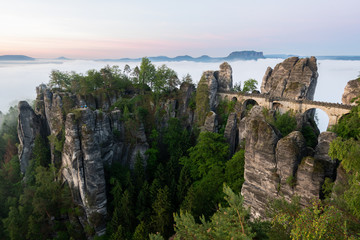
[272,111,297,137]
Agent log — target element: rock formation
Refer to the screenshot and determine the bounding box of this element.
[275,131,307,201]
[18,85,153,235]
[240,106,338,217]
[261,57,318,100]
[17,101,45,173]
[203,111,217,132]
[217,62,233,91]
[224,112,238,155]
[342,78,360,105]
[241,106,281,218]
[198,62,233,110]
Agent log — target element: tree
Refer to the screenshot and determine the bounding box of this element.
[225,149,245,193]
[139,57,156,89]
[181,73,193,84]
[272,110,297,137]
[242,78,258,93]
[180,132,229,180]
[154,65,179,93]
[151,186,172,238]
[174,184,255,240]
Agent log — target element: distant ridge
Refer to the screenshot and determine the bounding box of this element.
[0,55,35,61]
[98,51,265,62]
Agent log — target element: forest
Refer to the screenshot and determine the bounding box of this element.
[0,58,359,240]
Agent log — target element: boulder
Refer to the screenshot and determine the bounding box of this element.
[261,57,318,100]
[342,78,360,105]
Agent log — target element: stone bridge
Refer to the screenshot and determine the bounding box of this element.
[218,91,353,128]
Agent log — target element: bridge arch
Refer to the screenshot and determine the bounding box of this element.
[241,99,259,118]
[303,108,329,132]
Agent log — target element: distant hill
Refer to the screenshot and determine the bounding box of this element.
[98,51,265,62]
[56,56,71,60]
[0,55,35,61]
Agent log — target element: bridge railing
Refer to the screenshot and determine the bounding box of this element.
[217,91,353,110]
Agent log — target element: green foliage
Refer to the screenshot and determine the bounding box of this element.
[301,125,318,148]
[329,103,360,220]
[272,111,297,137]
[195,76,210,126]
[331,104,360,140]
[286,175,296,188]
[216,99,236,135]
[174,184,255,240]
[181,132,229,180]
[139,57,156,89]
[151,186,173,238]
[181,73,193,84]
[271,199,359,240]
[232,82,242,92]
[3,165,85,240]
[242,78,258,93]
[48,128,65,153]
[225,149,245,193]
[48,65,133,96]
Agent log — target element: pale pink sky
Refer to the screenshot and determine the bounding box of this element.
[1,0,360,59]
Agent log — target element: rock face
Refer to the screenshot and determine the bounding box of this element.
[61,109,131,235]
[203,111,217,132]
[17,101,46,173]
[198,62,233,111]
[18,85,151,235]
[218,62,233,91]
[294,156,325,206]
[314,132,338,180]
[275,131,307,201]
[224,112,238,155]
[261,57,318,100]
[241,106,281,218]
[241,105,338,217]
[342,78,360,105]
[201,70,218,111]
[177,82,196,127]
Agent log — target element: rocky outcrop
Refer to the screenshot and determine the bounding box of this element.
[276,131,307,201]
[342,78,360,105]
[201,70,218,111]
[61,108,148,235]
[217,62,233,91]
[314,132,338,180]
[241,106,281,218]
[198,62,234,112]
[17,101,45,173]
[261,57,318,100]
[240,106,338,217]
[177,82,196,127]
[224,112,237,155]
[18,84,150,235]
[294,156,325,206]
[203,111,217,132]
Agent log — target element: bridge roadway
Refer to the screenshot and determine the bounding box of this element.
[217,91,353,128]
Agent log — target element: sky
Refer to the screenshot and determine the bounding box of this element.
[1,0,360,59]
